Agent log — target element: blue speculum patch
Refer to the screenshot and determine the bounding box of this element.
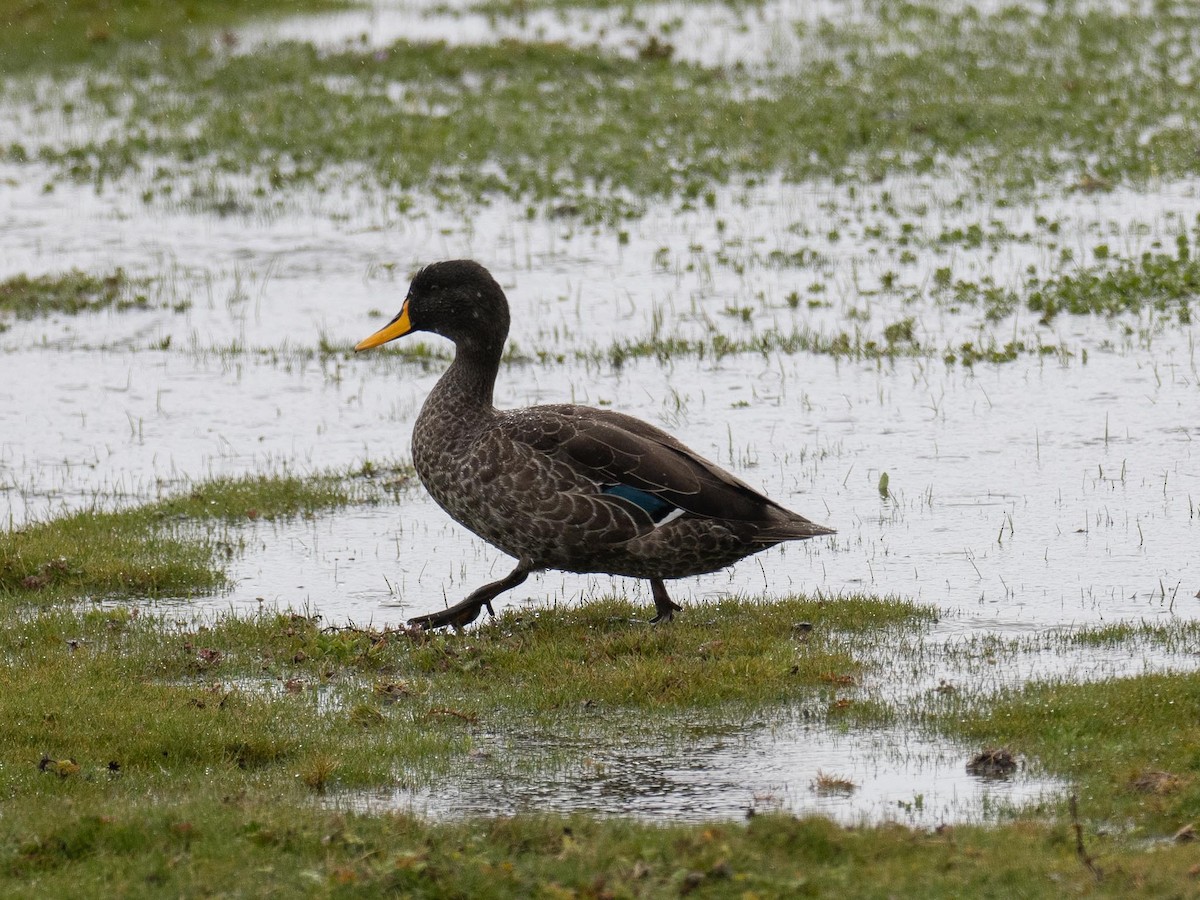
[601,483,678,522]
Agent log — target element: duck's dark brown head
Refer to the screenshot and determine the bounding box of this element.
[354,260,510,356]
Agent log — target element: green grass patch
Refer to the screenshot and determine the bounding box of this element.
[2,595,930,715]
[937,669,1200,834]
[6,800,1200,897]
[2,782,1200,897]
[0,268,153,324]
[398,595,932,713]
[0,0,351,74]
[0,607,469,798]
[0,465,411,604]
[1061,619,1200,651]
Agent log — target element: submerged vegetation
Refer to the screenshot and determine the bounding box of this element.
[4,2,1200,216]
[3,0,1196,367]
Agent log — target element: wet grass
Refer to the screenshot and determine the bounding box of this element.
[1064,619,1200,651]
[480,0,768,13]
[0,268,154,326]
[0,464,411,604]
[1025,231,1199,325]
[935,669,1200,837]
[590,322,1067,369]
[0,607,469,793]
[6,2,1200,217]
[2,600,1200,894]
[400,594,930,713]
[914,626,1200,834]
[8,801,1200,897]
[0,592,923,825]
[261,215,1196,365]
[938,225,1200,327]
[0,0,350,73]
[563,219,1200,365]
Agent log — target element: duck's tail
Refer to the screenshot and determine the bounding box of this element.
[754,509,836,543]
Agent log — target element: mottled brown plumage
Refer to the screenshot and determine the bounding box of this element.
[355,260,834,629]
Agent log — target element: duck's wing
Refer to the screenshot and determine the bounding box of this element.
[498,404,833,538]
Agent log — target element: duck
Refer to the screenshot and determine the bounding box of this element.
[354,260,834,629]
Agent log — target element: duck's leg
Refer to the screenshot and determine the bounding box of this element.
[409,564,531,631]
[649,578,682,624]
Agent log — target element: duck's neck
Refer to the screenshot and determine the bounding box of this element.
[429,341,501,416]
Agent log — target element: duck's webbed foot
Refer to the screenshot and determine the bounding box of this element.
[649,578,683,624]
[408,564,530,631]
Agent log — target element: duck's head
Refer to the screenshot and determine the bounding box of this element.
[354,259,510,355]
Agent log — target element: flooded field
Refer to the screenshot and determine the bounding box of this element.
[1,0,1197,833]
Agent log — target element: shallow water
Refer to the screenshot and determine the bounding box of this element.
[4,162,1193,631]
[238,0,869,70]
[1,4,1198,825]
[238,0,1160,73]
[342,718,1056,827]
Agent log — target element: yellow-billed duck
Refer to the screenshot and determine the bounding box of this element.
[355,260,834,629]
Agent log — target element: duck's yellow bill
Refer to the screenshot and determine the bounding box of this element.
[354,302,412,351]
